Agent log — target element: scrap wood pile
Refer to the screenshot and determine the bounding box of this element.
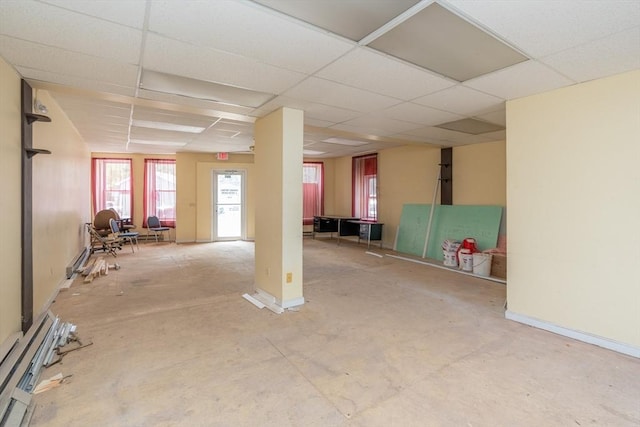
[79,256,120,283]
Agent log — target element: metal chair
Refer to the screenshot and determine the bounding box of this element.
[109,218,139,253]
[86,223,119,257]
[146,216,172,242]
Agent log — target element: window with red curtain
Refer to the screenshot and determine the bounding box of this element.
[353,154,377,221]
[92,158,132,218]
[303,162,323,225]
[144,159,176,228]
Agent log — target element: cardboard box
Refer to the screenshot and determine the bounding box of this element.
[491,254,507,279]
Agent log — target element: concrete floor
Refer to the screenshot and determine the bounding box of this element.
[30,238,639,426]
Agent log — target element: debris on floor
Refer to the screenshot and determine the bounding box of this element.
[80,256,120,283]
[1,312,92,425]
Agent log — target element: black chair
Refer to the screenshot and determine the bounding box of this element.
[109,218,139,253]
[146,216,172,242]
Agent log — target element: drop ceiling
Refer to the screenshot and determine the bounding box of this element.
[0,0,638,158]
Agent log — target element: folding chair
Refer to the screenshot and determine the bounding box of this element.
[86,223,119,257]
[109,218,140,253]
[146,216,172,242]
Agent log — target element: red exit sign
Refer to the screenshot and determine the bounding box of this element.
[216,152,229,161]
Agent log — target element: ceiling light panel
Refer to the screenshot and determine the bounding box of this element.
[316,47,455,100]
[137,89,256,116]
[129,139,187,147]
[143,33,306,96]
[131,120,206,134]
[0,1,142,63]
[252,0,421,42]
[368,3,528,81]
[322,137,369,146]
[140,70,275,109]
[303,149,326,155]
[435,118,504,135]
[148,0,353,74]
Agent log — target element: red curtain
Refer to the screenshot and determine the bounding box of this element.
[303,163,323,225]
[143,159,176,228]
[91,158,132,218]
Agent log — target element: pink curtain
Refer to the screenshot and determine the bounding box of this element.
[352,154,377,221]
[303,163,323,225]
[91,158,132,218]
[144,159,176,228]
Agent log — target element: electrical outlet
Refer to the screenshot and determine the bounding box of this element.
[286,272,292,283]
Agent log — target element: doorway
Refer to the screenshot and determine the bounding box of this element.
[212,170,246,240]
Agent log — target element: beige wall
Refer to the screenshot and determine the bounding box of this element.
[507,70,640,349]
[332,156,353,216]
[32,90,91,314]
[0,57,23,344]
[378,145,441,246]
[91,152,175,230]
[453,140,506,206]
[176,152,254,242]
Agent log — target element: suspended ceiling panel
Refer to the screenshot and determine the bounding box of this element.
[413,85,504,116]
[368,3,528,81]
[316,47,456,100]
[463,60,574,100]
[0,0,142,63]
[252,0,421,41]
[380,102,464,127]
[446,0,640,57]
[284,77,401,113]
[40,0,147,29]
[149,0,354,74]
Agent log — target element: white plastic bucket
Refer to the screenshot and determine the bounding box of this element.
[459,250,474,272]
[443,250,458,267]
[473,253,493,277]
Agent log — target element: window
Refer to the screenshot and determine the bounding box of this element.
[303,162,324,225]
[353,154,377,221]
[92,158,132,218]
[144,159,176,227]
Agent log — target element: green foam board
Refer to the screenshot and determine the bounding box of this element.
[396,204,503,260]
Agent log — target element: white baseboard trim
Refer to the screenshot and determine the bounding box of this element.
[505,310,640,358]
[280,296,305,309]
[252,288,305,313]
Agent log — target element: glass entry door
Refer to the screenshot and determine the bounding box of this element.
[213,170,245,240]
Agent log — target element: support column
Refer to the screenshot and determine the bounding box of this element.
[253,107,304,310]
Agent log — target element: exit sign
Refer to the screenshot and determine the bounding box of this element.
[216,152,229,160]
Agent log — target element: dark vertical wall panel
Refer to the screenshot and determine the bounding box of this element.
[21,80,33,333]
[441,147,452,205]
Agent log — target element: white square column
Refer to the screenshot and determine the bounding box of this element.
[253,107,304,309]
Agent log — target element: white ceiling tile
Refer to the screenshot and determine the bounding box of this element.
[403,126,478,144]
[463,60,575,100]
[541,27,640,83]
[444,0,640,57]
[316,48,455,100]
[339,115,422,134]
[1,36,138,88]
[148,0,354,74]
[304,118,336,128]
[255,96,363,123]
[0,0,142,63]
[283,77,401,113]
[143,34,306,95]
[19,67,136,97]
[380,102,464,126]
[413,85,504,115]
[40,0,147,29]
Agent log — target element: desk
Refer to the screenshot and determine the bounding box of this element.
[313,216,359,241]
[348,220,384,248]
